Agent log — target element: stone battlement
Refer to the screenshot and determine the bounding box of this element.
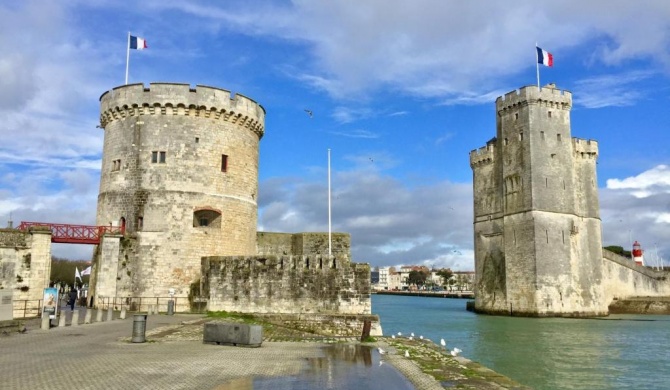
[572,137,599,157]
[496,84,572,113]
[469,143,496,167]
[202,255,371,315]
[99,83,265,137]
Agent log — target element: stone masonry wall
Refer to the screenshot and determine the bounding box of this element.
[0,228,52,318]
[92,83,264,303]
[202,255,371,315]
[602,249,670,301]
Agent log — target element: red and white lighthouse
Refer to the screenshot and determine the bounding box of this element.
[632,241,644,266]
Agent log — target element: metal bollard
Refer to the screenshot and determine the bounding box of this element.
[167,300,174,316]
[84,309,92,324]
[107,307,113,321]
[131,314,148,343]
[96,309,103,322]
[72,310,80,326]
[120,307,127,320]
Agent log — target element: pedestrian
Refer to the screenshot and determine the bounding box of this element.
[68,288,78,311]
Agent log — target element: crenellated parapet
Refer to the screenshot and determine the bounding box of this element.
[470,143,496,168]
[572,137,599,158]
[496,84,572,115]
[99,83,265,138]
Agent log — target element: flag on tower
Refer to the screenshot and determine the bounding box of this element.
[536,46,553,67]
[81,266,91,276]
[75,267,82,282]
[129,35,148,50]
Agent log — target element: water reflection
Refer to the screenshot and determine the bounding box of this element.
[213,345,414,390]
[373,294,670,390]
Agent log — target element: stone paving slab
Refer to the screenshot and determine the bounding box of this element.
[0,314,327,390]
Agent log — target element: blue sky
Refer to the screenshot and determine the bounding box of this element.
[1,1,669,269]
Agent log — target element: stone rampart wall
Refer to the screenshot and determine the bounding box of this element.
[602,249,670,301]
[202,255,371,315]
[0,228,52,318]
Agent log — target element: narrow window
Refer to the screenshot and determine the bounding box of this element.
[195,137,200,143]
[151,151,158,163]
[513,229,517,245]
[562,230,565,244]
[199,217,209,227]
[546,230,549,243]
[541,131,545,140]
[504,138,509,146]
[159,151,166,163]
[548,111,552,118]
[221,154,228,172]
[557,134,562,142]
[137,217,143,231]
[514,113,519,120]
[545,178,548,187]
[519,132,523,141]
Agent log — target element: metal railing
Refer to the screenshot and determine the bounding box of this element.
[11,297,207,319]
[94,297,207,314]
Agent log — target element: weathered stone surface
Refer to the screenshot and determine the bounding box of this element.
[203,321,263,347]
[0,228,51,317]
[470,84,670,316]
[91,83,264,303]
[202,252,372,315]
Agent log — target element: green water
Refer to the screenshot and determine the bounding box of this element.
[372,294,670,390]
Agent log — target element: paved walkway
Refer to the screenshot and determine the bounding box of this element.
[0,314,329,390]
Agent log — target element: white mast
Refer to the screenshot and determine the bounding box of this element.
[328,148,332,257]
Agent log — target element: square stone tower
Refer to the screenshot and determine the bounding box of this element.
[469,84,607,317]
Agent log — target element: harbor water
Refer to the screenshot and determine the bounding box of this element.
[372,294,670,390]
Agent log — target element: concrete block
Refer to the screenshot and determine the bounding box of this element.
[203,321,262,347]
[72,311,80,326]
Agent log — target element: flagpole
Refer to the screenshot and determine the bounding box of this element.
[535,42,540,91]
[328,148,332,257]
[125,32,130,85]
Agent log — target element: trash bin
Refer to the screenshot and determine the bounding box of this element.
[131,314,147,343]
[167,300,174,316]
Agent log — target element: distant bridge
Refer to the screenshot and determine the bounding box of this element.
[17,221,124,245]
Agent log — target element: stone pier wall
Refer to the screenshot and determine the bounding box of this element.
[202,255,371,315]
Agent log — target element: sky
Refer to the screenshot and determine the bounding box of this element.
[1,1,669,270]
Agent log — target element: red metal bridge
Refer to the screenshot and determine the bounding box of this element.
[17,222,125,245]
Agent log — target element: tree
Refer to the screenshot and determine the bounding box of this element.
[51,257,90,288]
[604,245,631,258]
[436,268,453,286]
[407,269,429,287]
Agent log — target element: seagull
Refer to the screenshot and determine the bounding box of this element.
[405,350,410,358]
[450,348,462,357]
[410,332,415,337]
[419,335,424,340]
[304,109,313,118]
[408,336,413,341]
[397,332,402,336]
[378,347,386,355]
[391,334,396,339]
[440,338,446,348]
[379,361,384,366]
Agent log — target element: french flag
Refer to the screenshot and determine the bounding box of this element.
[537,47,553,67]
[130,35,148,50]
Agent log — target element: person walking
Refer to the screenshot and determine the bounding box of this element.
[68,288,78,311]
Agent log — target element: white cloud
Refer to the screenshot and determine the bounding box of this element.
[606,165,670,195]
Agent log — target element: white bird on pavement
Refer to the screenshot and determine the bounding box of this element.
[378,347,386,355]
[450,348,462,357]
[405,350,410,358]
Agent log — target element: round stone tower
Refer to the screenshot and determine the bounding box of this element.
[94,83,265,300]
